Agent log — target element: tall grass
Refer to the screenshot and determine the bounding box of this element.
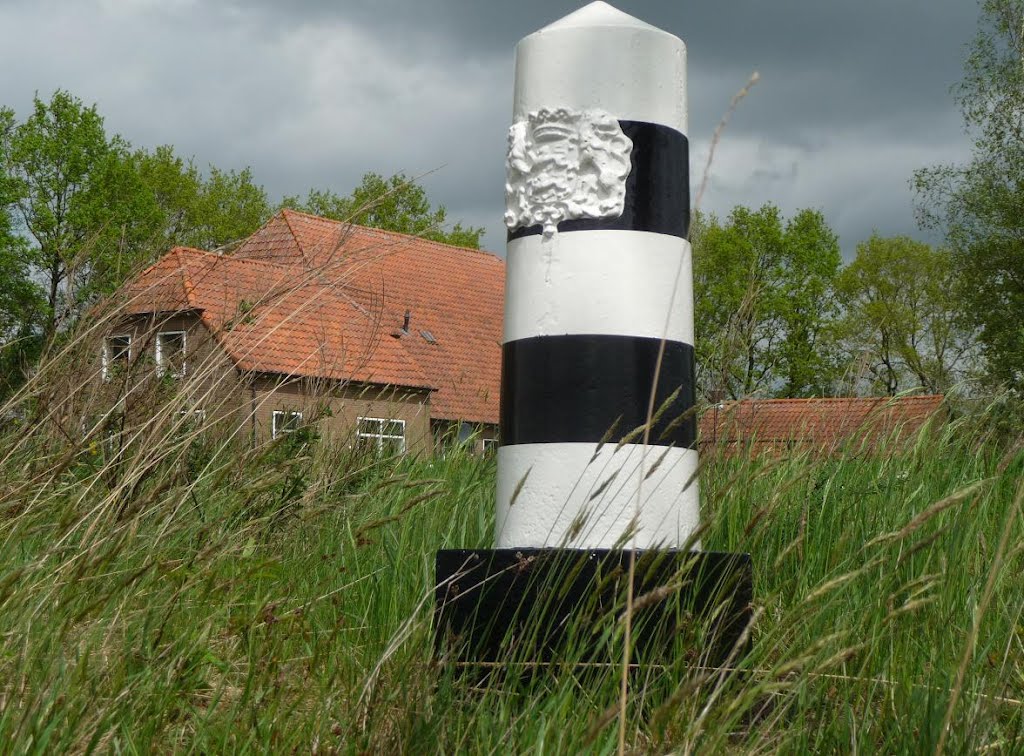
[1,335,1023,752]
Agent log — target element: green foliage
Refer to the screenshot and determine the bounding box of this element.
[132,146,271,253]
[282,171,485,249]
[835,235,975,395]
[191,165,272,251]
[914,0,1024,390]
[0,91,271,341]
[1,90,141,334]
[0,111,44,394]
[693,204,841,399]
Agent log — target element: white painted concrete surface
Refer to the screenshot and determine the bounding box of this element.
[504,231,694,344]
[513,2,688,136]
[495,442,701,549]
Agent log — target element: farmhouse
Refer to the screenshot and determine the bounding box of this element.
[103,209,504,454]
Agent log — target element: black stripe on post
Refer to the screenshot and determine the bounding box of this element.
[507,121,690,242]
[500,334,697,448]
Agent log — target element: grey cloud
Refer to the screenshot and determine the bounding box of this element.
[0,0,982,254]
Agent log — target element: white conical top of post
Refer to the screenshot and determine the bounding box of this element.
[538,1,661,32]
[513,2,687,134]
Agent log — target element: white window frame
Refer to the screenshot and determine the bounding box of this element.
[356,416,406,455]
[272,410,304,439]
[481,437,497,455]
[102,334,132,381]
[177,409,207,427]
[155,330,187,378]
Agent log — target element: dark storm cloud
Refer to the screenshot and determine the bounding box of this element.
[0,0,980,254]
[233,0,977,126]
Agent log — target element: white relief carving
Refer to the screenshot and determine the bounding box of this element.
[504,107,633,238]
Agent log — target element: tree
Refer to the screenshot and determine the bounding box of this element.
[774,210,844,397]
[835,235,975,396]
[133,146,271,254]
[914,0,1024,390]
[0,114,44,396]
[0,90,156,334]
[191,166,271,250]
[693,204,841,400]
[0,242,44,397]
[282,172,485,248]
[0,109,42,329]
[0,91,274,338]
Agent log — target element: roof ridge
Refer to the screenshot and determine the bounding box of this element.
[128,246,206,283]
[277,208,317,269]
[352,224,501,258]
[177,246,296,275]
[281,207,338,225]
[167,245,212,255]
[728,395,944,404]
[281,207,500,259]
[175,249,198,311]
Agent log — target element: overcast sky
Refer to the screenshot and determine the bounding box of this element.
[0,0,980,257]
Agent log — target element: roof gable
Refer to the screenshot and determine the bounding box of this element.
[231,213,308,266]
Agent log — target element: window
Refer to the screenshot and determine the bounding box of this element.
[272,410,303,439]
[481,437,497,456]
[102,334,132,380]
[177,409,207,431]
[356,417,406,456]
[156,331,187,377]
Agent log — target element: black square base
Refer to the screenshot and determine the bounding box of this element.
[435,549,752,669]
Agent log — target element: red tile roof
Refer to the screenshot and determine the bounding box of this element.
[234,210,505,423]
[122,210,505,422]
[699,395,946,452]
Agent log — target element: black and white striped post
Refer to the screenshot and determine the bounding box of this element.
[498,1,697,550]
[436,2,751,669]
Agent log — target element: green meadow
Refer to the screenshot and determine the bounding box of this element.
[0,385,1021,754]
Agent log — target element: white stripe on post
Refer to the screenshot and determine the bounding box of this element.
[497,2,700,550]
[504,231,694,344]
[496,444,699,549]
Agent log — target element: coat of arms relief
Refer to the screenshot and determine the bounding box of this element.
[504,108,633,239]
